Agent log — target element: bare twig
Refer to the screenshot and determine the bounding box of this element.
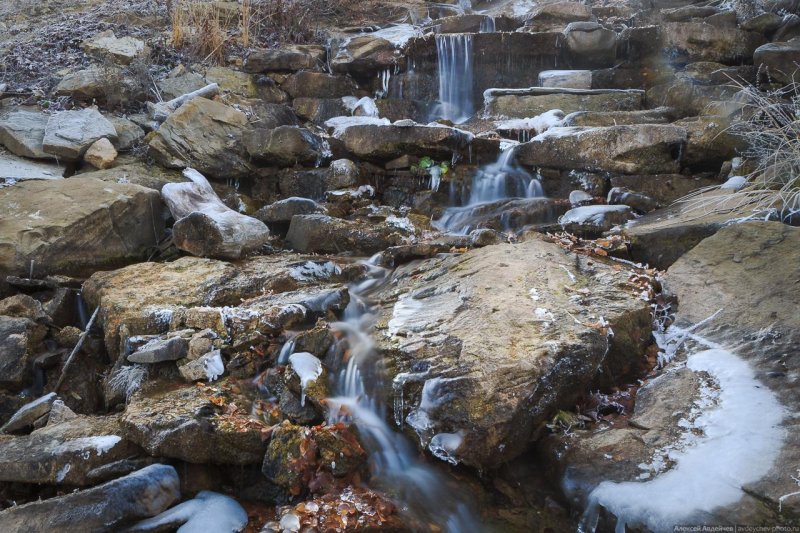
[54,307,100,393]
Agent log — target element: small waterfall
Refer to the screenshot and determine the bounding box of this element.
[479,16,495,33]
[435,34,474,123]
[327,257,479,531]
[435,146,545,234]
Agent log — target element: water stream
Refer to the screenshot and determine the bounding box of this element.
[435,34,475,123]
[281,258,479,530]
[435,145,545,233]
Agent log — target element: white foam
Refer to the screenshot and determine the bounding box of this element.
[582,347,785,532]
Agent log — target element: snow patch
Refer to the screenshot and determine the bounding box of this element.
[582,346,785,532]
[326,116,391,137]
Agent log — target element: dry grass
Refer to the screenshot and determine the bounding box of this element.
[679,80,800,224]
[171,0,226,63]
[242,0,363,46]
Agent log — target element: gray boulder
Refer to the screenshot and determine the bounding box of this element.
[243,126,329,167]
[286,214,408,254]
[0,464,179,532]
[42,108,117,161]
[0,109,52,159]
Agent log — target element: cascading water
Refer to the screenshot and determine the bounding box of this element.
[435,34,474,123]
[434,145,545,234]
[324,258,478,531]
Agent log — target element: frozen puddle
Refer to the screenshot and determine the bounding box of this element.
[581,346,785,532]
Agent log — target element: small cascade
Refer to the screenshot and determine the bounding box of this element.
[327,257,479,531]
[435,34,474,123]
[435,146,545,234]
[479,16,495,33]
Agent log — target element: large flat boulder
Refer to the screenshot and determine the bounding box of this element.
[754,40,800,84]
[0,177,165,279]
[0,464,179,532]
[82,255,359,359]
[244,45,326,73]
[121,383,267,464]
[333,122,472,163]
[81,30,148,65]
[285,214,408,255]
[148,98,253,179]
[484,88,643,119]
[0,150,65,181]
[373,237,653,468]
[515,125,687,175]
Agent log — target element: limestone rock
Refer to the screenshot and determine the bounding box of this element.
[281,72,358,99]
[244,45,326,72]
[162,168,270,259]
[106,116,145,151]
[485,88,643,119]
[754,40,800,84]
[1,392,57,434]
[84,137,118,169]
[254,197,327,231]
[243,126,329,168]
[0,109,51,159]
[374,237,653,468]
[0,464,180,532]
[0,150,64,181]
[563,22,617,68]
[128,334,189,363]
[42,108,117,161]
[516,125,687,175]
[525,2,592,31]
[178,349,224,382]
[81,255,359,359]
[81,30,149,65]
[121,383,267,464]
[285,214,407,254]
[560,205,633,235]
[331,36,398,77]
[662,22,765,64]
[0,317,46,389]
[0,177,164,279]
[333,123,472,163]
[0,414,139,485]
[148,98,253,179]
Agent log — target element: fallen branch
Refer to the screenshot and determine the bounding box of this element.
[148,83,219,122]
[54,307,100,392]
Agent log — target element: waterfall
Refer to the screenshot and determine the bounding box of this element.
[326,257,479,531]
[434,145,545,234]
[435,34,474,123]
[479,16,495,33]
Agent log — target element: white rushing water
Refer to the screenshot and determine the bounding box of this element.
[323,257,478,531]
[435,34,474,123]
[580,331,786,533]
[435,145,545,233]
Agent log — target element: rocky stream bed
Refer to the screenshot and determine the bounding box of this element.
[1,0,799,531]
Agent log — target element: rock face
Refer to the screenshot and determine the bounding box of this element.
[0,109,52,159]
[662,22,765,64]
[148,98,253,179]
[374,237,652,469]
[162,168,270,259]
[563,22,617,68]
[0,464,180,532]
[0,177,165,279]
[42,108,117,161]
[516,125,687,174]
